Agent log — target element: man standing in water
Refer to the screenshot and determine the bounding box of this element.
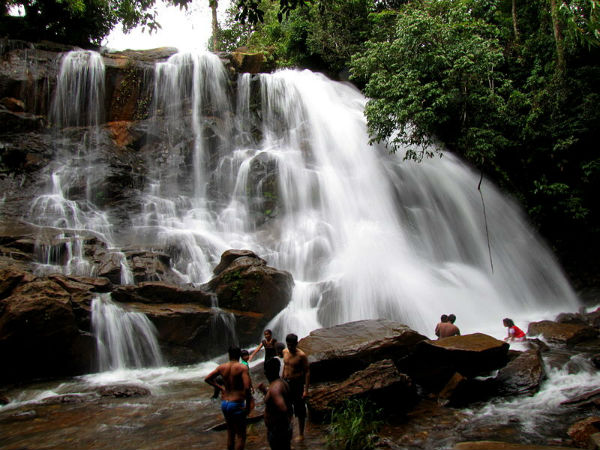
[258,357,293,450]
[282,333,310,440]
[205,346,253,450]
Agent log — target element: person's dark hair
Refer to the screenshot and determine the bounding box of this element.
[228,345,241,361]
[241,349,249,357]
[503,318,514,327]
[264,329,272,335]
[286,333,298,345]
[264,357,281,382]
[441,314,448,322]
[275,342,285,357]
[448,314,456,324]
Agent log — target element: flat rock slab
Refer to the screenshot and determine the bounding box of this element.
[453,441,579,450]
[398,333,509,392]
[527,321,598,346]
[298,319,427,382]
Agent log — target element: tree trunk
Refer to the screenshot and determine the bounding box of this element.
[210,0,219,51]
[549,0,566,78]
[512,0,520,42]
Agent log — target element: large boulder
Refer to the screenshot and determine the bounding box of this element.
[527,320,598,346]
[306,359,417,422]
[0,277,93,383]
[567,416,600,448]
[297,319,428,383]
[495,349,546,396]
[204,250,294,320]
[125,301,267,364]
[398,333,510,392]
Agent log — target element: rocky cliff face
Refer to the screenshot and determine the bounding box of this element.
[0,40,290,384]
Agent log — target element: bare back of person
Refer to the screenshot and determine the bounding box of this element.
[219,361,249,402]
[438,322,460,338]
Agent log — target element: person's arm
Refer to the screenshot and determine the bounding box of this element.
[205,367,224,394]
[302,354,310,398]
[248,342,263,362]
[242,365,253,413]
[435,324,440,337]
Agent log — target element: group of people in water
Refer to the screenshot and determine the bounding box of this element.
[205,329,308,450]
[206,316,528,450]
[435,314,527,342]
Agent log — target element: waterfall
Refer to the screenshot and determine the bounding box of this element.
[28,50,133,281]
[91,294,164,371]
[142,61,579,339]
[28,50,579,343]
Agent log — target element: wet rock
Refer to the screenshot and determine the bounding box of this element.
[0,97,25,112]
[0,395,8,405]
[0,109,45,133]
[230,51,268,74]
[125,250,185,285]
[213,249,266,276]
[561,388,600,409]
[495,349,546,396]
[0,276,94,383]
[306,359,417,422]
[453,441,579,449]
[96,384,151,398]
[437,372,496,407]
[567,416,600,448]
[205,250,293,321]
[297,319,427,383]
[42,393,97,404]
[397,333,509,392]
[527,321,598,346]
[112,282,213,306]
[126,301,267,364]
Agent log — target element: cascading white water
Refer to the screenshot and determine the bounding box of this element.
[91,294,164,371]
[29,50,133,284]
[141,58,579,340]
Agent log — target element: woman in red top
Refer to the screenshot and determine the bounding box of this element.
[503,318,526,342]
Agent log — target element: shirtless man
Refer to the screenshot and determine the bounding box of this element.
[205,346,253,450]
[436,314,460,338]
[282,333,310,439]
[258,358,292,450]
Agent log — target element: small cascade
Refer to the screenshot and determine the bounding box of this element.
[91,294,164,371]
[27,50,133,281]
[209,295,239,352]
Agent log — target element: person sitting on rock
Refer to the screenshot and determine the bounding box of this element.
[437,314,460,338]
[503,318,526,342]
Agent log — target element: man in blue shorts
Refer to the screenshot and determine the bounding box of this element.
[205,346,253,450]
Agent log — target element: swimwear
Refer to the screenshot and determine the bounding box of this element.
[221,400,246,421]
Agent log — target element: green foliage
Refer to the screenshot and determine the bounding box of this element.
[218,0,373,73]
[1,0,163,46]
[327,398,383,450]
[351,0,505,162]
